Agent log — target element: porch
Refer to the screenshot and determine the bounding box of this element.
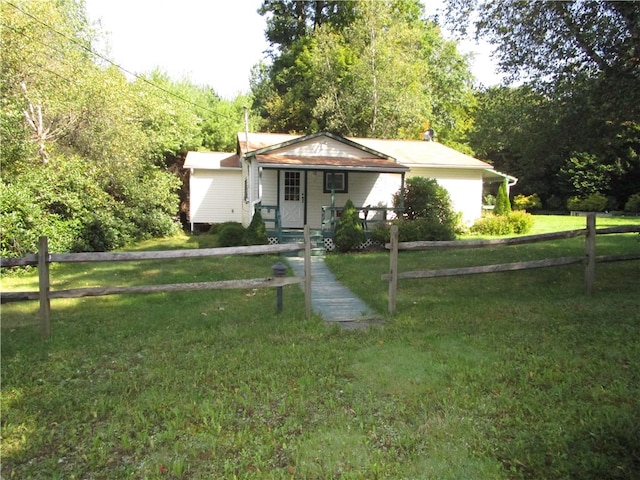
[257,203,399,252]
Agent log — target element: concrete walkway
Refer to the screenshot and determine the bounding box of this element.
[285,256,382,330]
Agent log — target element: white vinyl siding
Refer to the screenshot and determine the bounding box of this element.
[189,170,242,224]
[407,167,484,225]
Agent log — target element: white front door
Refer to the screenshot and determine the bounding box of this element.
[280,170,305,228]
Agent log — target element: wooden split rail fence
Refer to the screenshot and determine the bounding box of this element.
[1,226,313,339]
[384,214,640,314]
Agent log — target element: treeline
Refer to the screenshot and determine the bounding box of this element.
[445,0,640,211]
[1,0,253,257]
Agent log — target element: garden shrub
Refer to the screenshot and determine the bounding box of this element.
[217,222,246,247]
[508,211,534,234]
[243,210,268,245]
[624,193,640,213]
[567,193,608,212]
[513,193,542,211]
[494,180,512,216]
[470,211,534,236]
[391,176,460,241]
[470,215,513,236]
[333,199,365,252]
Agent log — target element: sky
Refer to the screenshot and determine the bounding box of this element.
[85,0,502,100]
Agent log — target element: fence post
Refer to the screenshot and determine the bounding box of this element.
[585,213,596,295]
[303,225,312,319]
[38,236,51,339]
[388,225,399,314]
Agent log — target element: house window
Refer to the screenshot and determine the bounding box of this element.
[284,171,301,201]
[323,172,348,193]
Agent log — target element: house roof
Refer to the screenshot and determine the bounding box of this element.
[188,132,510,178]
[239,131,409,173]
[184,152,240,169]
[350,137,493,170]
[238,132,494,170]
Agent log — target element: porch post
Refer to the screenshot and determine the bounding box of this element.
[331,189,336,231]
[400,172,406,214]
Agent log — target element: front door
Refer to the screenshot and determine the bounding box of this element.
[280,170,305,228]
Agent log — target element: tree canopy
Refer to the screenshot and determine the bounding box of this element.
[0,0,254,256]
[253,0,475,145]
[444,0,640,209]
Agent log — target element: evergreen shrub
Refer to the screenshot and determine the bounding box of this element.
[333,199,365,252]
[494,181,512,216]
[243,210,268,245]
[217,222,246,247]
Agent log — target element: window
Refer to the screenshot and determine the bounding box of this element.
[323,171,348,193]
[284,171,301,201]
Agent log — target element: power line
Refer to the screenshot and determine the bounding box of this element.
[2,0,239,120]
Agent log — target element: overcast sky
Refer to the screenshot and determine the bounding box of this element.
[85,0,502,100]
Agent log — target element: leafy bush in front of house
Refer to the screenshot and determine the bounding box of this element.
[494,180,512,216]
[390,176,460,241]
[243,211,268,245]
[567,193,608,212]
[470,211,534,236]
[624,193,640,213]
[333,199,366,252]
[513,193,542,211]
[217,222,246,247]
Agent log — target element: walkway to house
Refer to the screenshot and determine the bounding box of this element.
[285,256,382,330]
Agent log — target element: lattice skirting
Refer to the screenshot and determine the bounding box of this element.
[267,236,378,252]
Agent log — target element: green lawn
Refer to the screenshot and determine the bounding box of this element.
[2,215,639,479]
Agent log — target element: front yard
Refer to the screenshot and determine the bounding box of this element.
[2,215,639,478]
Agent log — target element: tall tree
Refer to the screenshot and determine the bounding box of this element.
[253,0,475,143]
[444,0,640,208]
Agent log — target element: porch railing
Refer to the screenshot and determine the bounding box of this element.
[256,204,281,238]
[321,205,398,236]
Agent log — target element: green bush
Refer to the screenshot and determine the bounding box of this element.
[0,156,180,255]
[333,199,366,252]
[624,193,640,212]
[217,222,246,247]
[243,210,268,245]
[508,211,534,234]
[470,211,534,236]
[494,180,512,216]
[391,177,460,241]
[470,215,513,236]
[513,193,542,211]
[567,193,608,212]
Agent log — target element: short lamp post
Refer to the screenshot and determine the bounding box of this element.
[272,262,287,313]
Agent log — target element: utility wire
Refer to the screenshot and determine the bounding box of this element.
[2,0,239,120]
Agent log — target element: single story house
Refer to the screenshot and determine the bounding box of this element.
[184,131,516,244]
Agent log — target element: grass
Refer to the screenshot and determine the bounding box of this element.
[2,215,639,479]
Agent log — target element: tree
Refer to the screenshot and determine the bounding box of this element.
[444,0,640,209]
[442,1,640,87]
[494,180,511,216]
[253,0,475,143]
[333,199,365,252]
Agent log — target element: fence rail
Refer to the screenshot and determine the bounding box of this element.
[383,214,640,314]
[1,227,314,339]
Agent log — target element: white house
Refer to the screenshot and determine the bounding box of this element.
[184,131,516,238]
